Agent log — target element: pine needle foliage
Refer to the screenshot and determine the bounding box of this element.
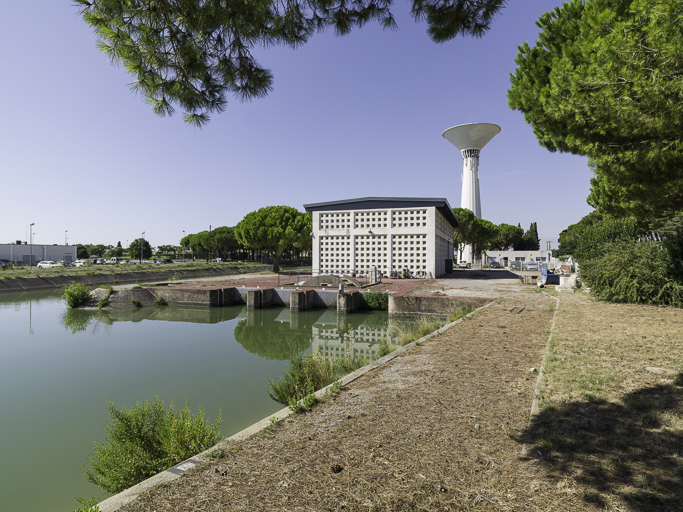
[75,0,506,125]
[84,397,221,494]
[508,0,683,221]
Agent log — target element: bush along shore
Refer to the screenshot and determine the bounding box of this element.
[0,263,270,293]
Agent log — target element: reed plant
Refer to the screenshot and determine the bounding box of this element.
[267,352,336,407]
[447,305,473,323]
[390,317,448,346]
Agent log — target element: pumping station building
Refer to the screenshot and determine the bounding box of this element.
[304,197,457,278]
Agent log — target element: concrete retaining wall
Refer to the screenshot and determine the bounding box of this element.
[389,295,491,316]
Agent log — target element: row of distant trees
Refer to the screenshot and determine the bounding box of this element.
[452,207,540,261]
[182,206,312,272]
[76,241,170,260]
[74,206,312,271]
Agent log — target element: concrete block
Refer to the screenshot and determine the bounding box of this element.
[261,288,274,307]
[337,291,361,313]
[247,289,261,309]
[305,290,315,309]
[290,290,305,311]
[220,287,236,305]
[557,274,577,293]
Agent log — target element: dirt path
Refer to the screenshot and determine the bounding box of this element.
[121,290,558,511]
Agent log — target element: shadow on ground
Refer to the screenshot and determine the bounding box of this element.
[519,377,683,511]
[440,270,522,280]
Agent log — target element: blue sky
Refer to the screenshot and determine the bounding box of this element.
[1,1,593,250]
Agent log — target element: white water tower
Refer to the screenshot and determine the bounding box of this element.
[442,123,501,262]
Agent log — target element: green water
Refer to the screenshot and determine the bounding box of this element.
[0,289,402,512]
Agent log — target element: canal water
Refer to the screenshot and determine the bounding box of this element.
[0,289,406,512]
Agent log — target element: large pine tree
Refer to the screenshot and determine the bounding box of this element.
[77,0,507,126]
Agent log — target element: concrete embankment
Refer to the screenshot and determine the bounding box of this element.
[93,283,491,316]
[0,266,269,293]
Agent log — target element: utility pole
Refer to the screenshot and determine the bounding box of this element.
[141,232,145,264]
[29,223,35,269]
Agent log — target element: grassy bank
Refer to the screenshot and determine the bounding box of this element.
[527,292,683,509]
[0,261,270,280]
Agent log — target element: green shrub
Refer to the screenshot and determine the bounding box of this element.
[97,299,109,309]
[156,296,168,305]
[84,397,221,494]
[131,299,141,307]
[447,305,473,323]
[574,218,639,262]
[580,240,683,306]
[63,282,92,308]
[73,497,99,512]
[267,352,337,407]
[663,224,683,284]
[362,291,389,311]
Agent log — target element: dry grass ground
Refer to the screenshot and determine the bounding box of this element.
[115,288,683,512]
[524,292,683,511]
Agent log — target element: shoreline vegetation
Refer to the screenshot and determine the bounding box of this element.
[74,305,477,511]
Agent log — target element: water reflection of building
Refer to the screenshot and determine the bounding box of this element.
[311,321,398,361]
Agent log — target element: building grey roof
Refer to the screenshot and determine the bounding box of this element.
[303,197,458,228]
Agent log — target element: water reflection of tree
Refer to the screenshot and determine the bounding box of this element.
[62,309,113,334]
[62,309,93,333]
[359,311,389,331]
[234,320,311,360]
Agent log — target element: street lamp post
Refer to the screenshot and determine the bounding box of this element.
[141,232,145,264]
[182,230,185,262]
[65,230,68,246]
[29,223,35,269]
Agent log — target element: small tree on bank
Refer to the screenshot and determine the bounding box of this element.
[129,238,153,262]
[235,206,311,272]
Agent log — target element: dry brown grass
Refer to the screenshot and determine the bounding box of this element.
[525,292,683,511]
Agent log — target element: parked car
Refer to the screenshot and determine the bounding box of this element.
[37,261,62,269]
[96,258,106,265]
[458,260,468,269]
[72,260,86,267]
[522,261,540,271]
[59,260,73,267]
[155,259,173,264]
[488,261,501,269]
[105,257,122,265]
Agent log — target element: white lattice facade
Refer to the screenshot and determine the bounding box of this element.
[307,199,456,278]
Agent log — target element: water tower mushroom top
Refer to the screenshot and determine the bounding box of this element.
[442,123,501,263]
[441,123,501,151]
